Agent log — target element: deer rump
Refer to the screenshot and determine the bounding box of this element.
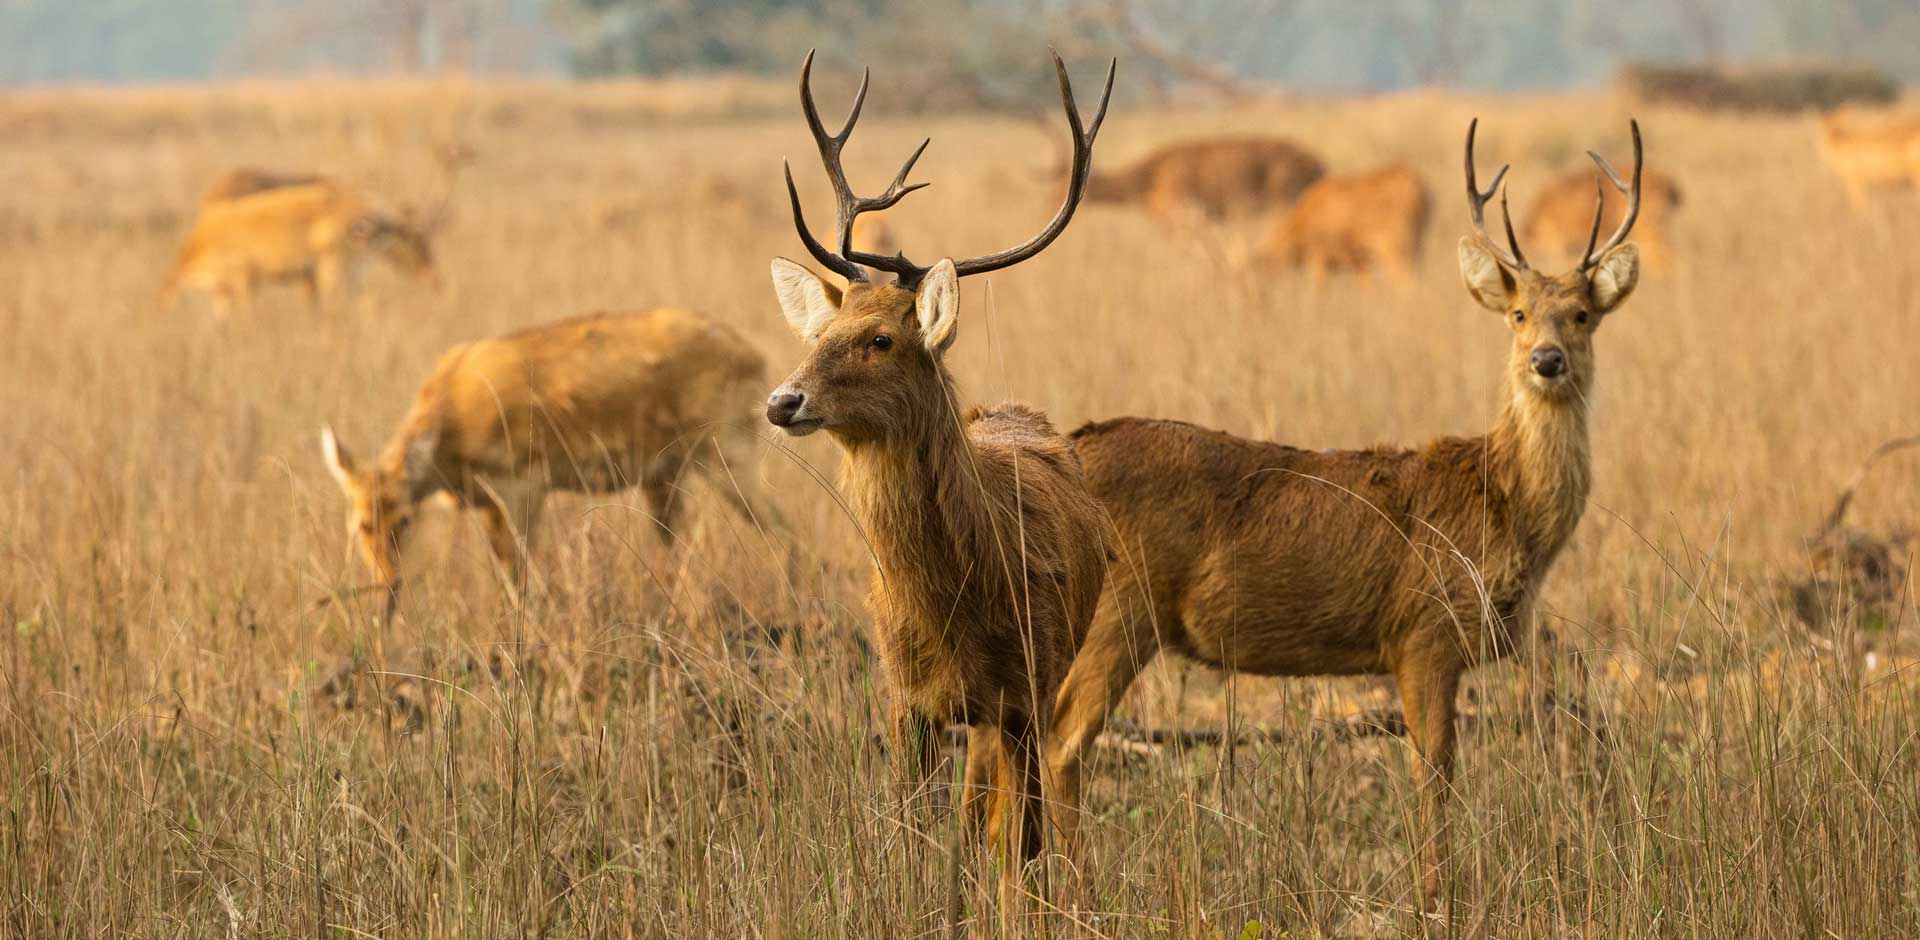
[1070,417,1538,676]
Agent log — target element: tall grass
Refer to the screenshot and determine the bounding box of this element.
[2,78,1917,937]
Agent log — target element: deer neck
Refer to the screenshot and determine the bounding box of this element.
[837,369,985,598]
[1489,378,1593,563]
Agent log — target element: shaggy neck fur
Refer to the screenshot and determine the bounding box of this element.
[836,363,994,618]
[1487,373,1593,568]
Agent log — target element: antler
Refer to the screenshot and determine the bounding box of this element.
[1579,118,1643,271]
[784,49,931,284]
[1463,117,1528,271]
[785,48,1116,287]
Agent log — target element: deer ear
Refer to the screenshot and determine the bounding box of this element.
[1589,242,1639,314]
[1457,237,1515,313]
[320,426,354,484]
[770,258,840,342]
[915,258,959,355]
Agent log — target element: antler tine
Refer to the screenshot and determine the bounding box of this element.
[1581,118,1643,270]
[1463,117,1527,271]
[790,49,935,282]
[1499,185,1528,271]
[1580,178,1606,270]
[948,49,1117,279]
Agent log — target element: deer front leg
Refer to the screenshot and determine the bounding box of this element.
[478,482,545,604]
[996,711,1047,932]
[1393,654,1463,914]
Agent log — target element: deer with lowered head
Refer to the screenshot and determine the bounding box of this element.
[1046,118,1648,910]
[321,308,774,617]
[764,50,1113,902]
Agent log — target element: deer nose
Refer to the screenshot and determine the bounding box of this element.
[766,390,807,427]
[1530,347,1567,378]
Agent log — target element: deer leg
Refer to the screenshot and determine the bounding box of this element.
[996,711,1046,930]
[479,483,545,604]
[1045,590,1165,855]
[1393,656,1463,913]
[963,724,999,840]
[313,254,345,308]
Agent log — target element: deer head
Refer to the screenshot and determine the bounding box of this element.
[1458,118,1643,400]
[320,426,437,591]
[765,49,1114,445]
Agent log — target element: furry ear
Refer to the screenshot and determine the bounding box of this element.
[914,258,959,355]
[1457,237,1517,313]
[1589,242,1640,313]
[770,258,842,342]
[320,426,355,484]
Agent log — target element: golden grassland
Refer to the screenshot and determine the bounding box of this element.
[2,75,1919,937]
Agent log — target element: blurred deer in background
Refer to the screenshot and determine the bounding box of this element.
[1257,164,1431,281]
[321,308,774,615]
[1047,118,1649,912]
[1077,136,1324,222]
[1816,109,1920,209]
[764,48,1112,918]
[162,141,468,316]
[1524,163,1681,270]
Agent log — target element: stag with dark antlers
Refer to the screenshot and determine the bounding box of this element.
[1046,118,1647,911]
[763,49,1115,907]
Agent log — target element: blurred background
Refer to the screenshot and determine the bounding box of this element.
[6,0,1919,95]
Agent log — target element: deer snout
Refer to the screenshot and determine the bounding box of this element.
[766,389,819,434]
[1530,347,1567,379]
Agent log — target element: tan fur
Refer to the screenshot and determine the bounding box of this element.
[1048,235,1640,909]
[1259,164,1431,280]
[767,266,1107,877]
[1522,166,1682,270]
[163,180,438,316]
[321,308,771,597]
[199,168,324,205]
[1816,110,1920,209]
[1085,136,1325,221]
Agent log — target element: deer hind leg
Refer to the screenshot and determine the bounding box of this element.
[1045,586,1167,854]
[1393,654,1464,913]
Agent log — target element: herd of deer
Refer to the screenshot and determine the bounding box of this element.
[154,52,1920,921]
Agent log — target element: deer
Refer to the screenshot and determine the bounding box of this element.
[320,308,773,616]
[1045,118,1648,911]
[1524,163,1681,271]
[198,168,325,205]
[763,49,1112,912]
[1079,136,1325,222]
[1256,164,1432,281]
[1815,109,1920,209]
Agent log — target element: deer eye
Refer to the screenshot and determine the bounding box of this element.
[1576,311,1590,325]
[1512,310,1526,323]
[871,334,893,351]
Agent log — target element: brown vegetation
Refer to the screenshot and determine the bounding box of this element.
[766,50,1112,916]
[1083,136,1325,221]
[6,78,1920,937]
[1620,60,1898,113]
[321,308,771,610]
[1257,164,1431,279]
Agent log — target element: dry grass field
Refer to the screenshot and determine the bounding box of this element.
[3,74,1919,937]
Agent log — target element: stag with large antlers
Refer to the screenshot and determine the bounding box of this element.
[764,49,1113,908]
[1045,118,1647,911]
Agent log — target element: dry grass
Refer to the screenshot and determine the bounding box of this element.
[3,76,1920,937]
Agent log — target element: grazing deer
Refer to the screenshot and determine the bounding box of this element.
[1524,164,1681,270]
[163,179,444,316]
[1816,110,1920,209]
[199,168,324,205]
[1081,136,1325,221]
[764,49,1112,906]
[1257,164,1431,281]
[1046,119,1648,911]
[321,308,772,610]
